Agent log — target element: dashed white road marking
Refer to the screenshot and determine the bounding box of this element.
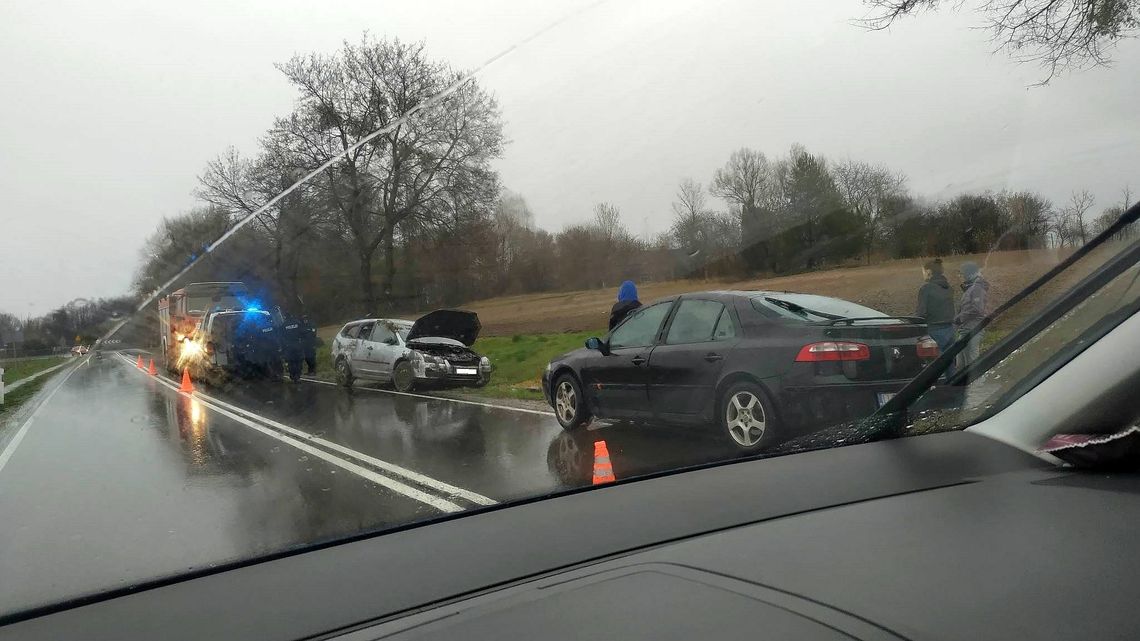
[115,354,493,510]
[301,376,555,417]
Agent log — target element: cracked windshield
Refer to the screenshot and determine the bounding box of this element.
[2,0,1138,619]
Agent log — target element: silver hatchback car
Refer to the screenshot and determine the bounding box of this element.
[331,310,491,392]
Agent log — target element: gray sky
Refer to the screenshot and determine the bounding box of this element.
[2,0,1138,316]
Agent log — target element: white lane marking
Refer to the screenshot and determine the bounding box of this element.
[194,389,497,507]
[114,354,486,509]
[302,377,555,418]
[0,362,79,475]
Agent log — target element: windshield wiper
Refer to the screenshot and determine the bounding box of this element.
[764,297,844,321]
[878,199,1140,422]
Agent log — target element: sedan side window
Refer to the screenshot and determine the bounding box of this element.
[666,300,725,344]
[342,324,361,339]
[371,324,396,345]
[713,308,737,341]
[356,323,375,341]
[610,303,671,349]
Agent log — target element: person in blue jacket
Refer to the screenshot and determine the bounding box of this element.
[609,280,642,330]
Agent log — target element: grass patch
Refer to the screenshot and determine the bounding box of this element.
[470,330,598,400]
[0,372,53,420]
[1,357,67,385]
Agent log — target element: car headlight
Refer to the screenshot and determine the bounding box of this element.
[410,351,424,364]
[480,356,491,371]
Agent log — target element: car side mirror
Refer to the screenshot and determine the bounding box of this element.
[383,338,398,346]
[585,337,609,354]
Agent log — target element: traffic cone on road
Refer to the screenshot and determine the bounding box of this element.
[592,440,616,485]
[179,367,194,393]
[147,359,157,376]
[136,354,144,369]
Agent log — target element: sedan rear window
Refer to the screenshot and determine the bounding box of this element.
[752,294,888,322]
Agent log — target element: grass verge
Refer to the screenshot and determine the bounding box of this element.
[1,356,67,384]
[0,374,53,421]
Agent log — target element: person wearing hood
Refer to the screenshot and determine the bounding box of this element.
[609,280,642,330]
[954,261,990,368]
[916,258,955,357]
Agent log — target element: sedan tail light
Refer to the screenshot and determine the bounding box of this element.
[795,341,871,362]
[916,336,940,360]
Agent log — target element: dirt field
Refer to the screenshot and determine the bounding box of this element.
[461,248,1076,336]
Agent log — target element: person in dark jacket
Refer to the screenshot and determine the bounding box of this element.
[300,315,318,374]
[279,315,306,382]
[954,261,990,369]
[916,258,955,357]
[609,280,642,330]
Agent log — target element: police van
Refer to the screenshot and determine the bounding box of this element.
[196,309,281,382]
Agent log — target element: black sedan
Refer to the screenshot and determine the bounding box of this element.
[542,291,938,450]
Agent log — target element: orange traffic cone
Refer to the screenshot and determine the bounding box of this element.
[147,359,157,376]
[136,354,144,368]
[179,367,194,393]
[592,440,616,485]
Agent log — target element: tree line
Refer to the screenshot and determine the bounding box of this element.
[126,34,1135,328]
[0,297,136,355]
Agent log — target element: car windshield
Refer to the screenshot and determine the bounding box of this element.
[2,0,1139,623]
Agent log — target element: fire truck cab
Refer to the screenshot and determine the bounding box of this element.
[158,282,249,372]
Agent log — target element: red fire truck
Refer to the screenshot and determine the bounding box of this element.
[157,282,249,372]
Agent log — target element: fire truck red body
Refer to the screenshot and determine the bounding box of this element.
[157,282,248,371]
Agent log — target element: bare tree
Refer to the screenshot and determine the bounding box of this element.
[592,202,624,243]
[833,159,908,263]
[1056,189,1095,246]
[272,36,504,311]
[197,144,324,309]
[861,0,1140,84]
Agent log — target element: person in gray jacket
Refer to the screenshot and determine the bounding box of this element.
[954,261,990,369]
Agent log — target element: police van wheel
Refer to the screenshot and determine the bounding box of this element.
[335,358,354,388]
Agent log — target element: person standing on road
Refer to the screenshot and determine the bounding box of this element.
[609,280,642,330]
[300,315,319,375]
[279,315,306,382]
[915,258,955,357]
[954,261,990,370]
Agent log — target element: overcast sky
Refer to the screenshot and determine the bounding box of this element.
[2,0,1138,316]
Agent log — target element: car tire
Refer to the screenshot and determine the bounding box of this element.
[335,358,354,388]
[718,381,776,451]
[553,373,592,430]
[393,360,416,393]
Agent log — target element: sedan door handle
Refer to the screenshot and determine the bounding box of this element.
[367,346,373,350]
[631,356,647,366]
[704,353,723,362]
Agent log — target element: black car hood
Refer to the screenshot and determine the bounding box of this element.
[407,309,481,346]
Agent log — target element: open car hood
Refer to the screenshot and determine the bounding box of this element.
[406,309,481,346]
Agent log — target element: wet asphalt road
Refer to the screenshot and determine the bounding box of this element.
[0,351,738,619]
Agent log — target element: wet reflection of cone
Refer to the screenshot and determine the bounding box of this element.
[592,440,616,485]
[147,359,157,376]
[136,354,144,368]
[179,367,194,393]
